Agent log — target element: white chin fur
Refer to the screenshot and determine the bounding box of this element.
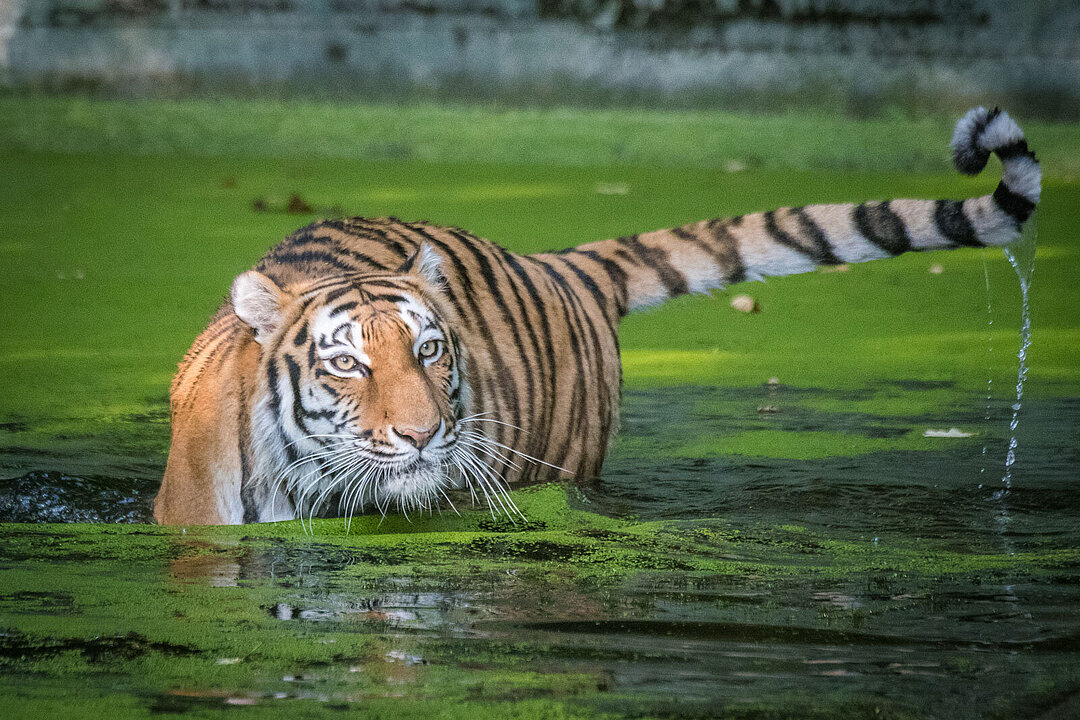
[371,462,449,511]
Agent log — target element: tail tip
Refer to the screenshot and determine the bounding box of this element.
[950,106,997,175]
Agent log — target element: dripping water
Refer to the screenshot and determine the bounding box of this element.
[987,217,1036,548]
[979,251,993,484]
[1000,217,1037,495]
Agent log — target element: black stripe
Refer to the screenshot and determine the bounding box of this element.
[292,321,309,347]
[480,244,550,467]
[447,230,534,458]
[397,251,417,272]
[994,139,1032,161]
[555,255,608,316]
[259,249,360,275]
[237,369,258,524]
[791,208,844,264]
[535,261,588,476]
[538,259,611,477]
[553,268,613,478]
[763,209,843,266]
[992,182,1037,225]
[496,246,560,469]
[329,301,358,317]
[346,219,412,257]
[617,235,690,297]
[852,201,911,256]
[285,354,335,424]
[551,254,618,444]
[321,218,410,258]
[706,220,747,285]
[933,199,982,247]
[573,249,629,316]
[265,358,298,465]
[275,232,390,271]
[367,293,411,306]
[323,286,351,304]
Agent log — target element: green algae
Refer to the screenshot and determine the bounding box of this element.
[2,482,1078,718]
[3,479,1079,718]
[669,429,971,460]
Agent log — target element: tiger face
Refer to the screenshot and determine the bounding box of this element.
[232,246,473,522]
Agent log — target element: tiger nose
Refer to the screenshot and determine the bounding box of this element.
[392,424,438,450]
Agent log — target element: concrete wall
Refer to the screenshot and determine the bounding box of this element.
[2,0,1079,114]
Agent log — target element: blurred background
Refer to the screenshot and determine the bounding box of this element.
[2,0,1079,117]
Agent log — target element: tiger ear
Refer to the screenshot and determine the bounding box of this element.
[397,243,445,286]
[232,271,288,344]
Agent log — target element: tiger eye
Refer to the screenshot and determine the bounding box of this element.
[418,340,442,362]
[330,355,357,372]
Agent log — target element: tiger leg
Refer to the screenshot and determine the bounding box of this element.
[154,325,257,525]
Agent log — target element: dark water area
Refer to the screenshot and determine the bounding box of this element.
[1,384,1079,718]
[596,387,1080,550]
[3,384,1079,537]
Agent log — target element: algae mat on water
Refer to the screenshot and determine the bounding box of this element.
[1,100,1080,717]
[2,483,1080,719]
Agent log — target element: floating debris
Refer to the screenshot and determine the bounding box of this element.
[929,263,944,275]
[252,194,329,215]
[923,428,975,438]
[730,294,760,313]
[757,405,780,414]
[595,182,629,195]
[286,194,314,214]
[724,159,747,173]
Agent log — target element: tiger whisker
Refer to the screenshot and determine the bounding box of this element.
[297,451,367,531]
[457,434,524,472]
[453,445,521,522]
[456,440,526,521]
[458,430,570,474]
[342,461,378,531]
[457,454,497,521]
[336,456,372,525]
[457,416,526,432]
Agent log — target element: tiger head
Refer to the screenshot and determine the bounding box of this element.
[231,245,472,522]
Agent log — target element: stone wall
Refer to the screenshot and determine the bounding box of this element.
[2,0,1078,115]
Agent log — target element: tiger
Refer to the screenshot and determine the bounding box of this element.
[153,107,1041,525]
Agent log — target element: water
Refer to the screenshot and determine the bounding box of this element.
[2,384,1079,718]
[980,251,993,481]
[1000,218,1038,493]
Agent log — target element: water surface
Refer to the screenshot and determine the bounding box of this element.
[2,384,1078,719]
